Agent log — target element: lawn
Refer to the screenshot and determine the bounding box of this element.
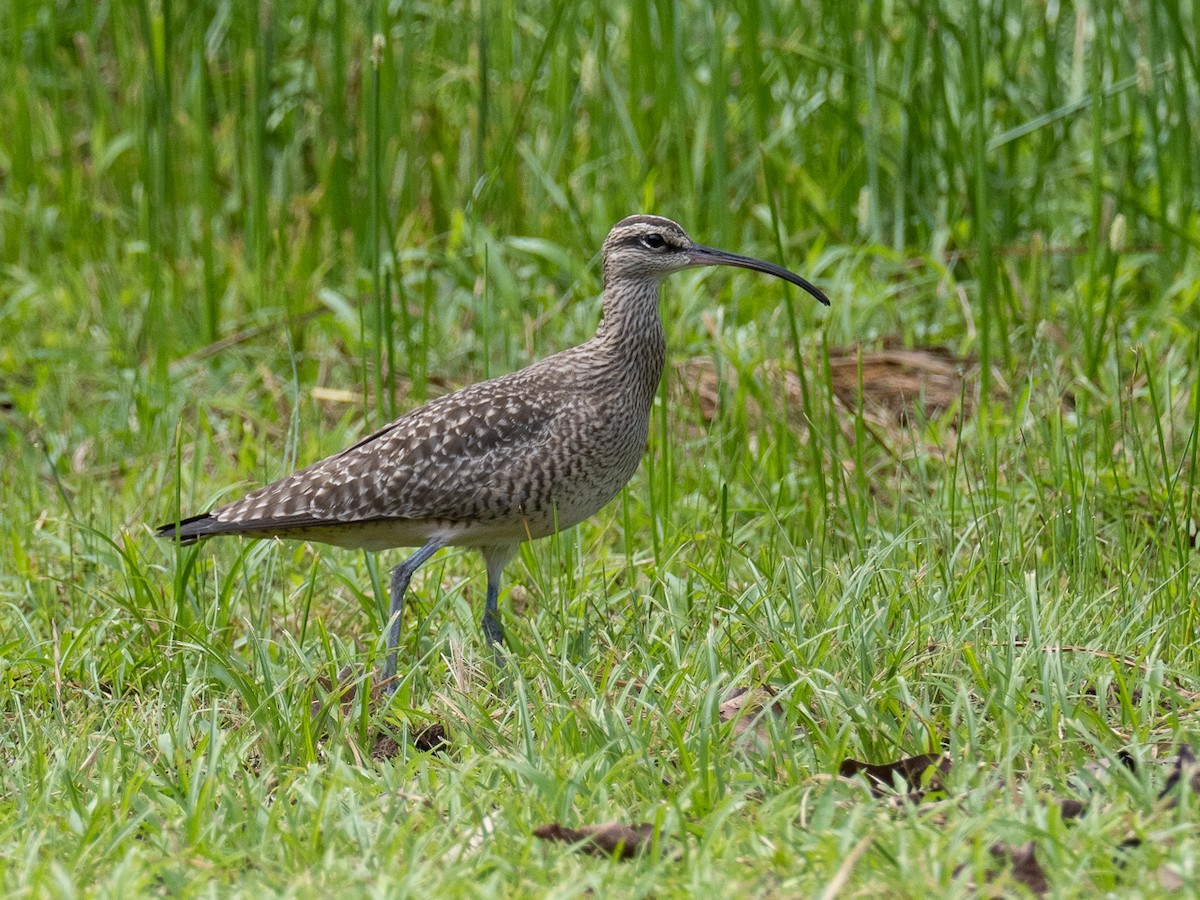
[2,0,1199,895]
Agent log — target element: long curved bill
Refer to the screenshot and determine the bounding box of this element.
[687,245,830,307]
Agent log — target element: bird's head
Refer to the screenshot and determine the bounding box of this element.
[600,214,829,306]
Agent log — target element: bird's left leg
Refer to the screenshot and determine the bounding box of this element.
[381,539,444,688]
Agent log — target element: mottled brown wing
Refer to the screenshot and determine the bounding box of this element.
[205,371,574,531]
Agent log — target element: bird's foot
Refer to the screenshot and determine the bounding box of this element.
[481,608,504,650]
[481,608,511,673]
[377,654,400,696]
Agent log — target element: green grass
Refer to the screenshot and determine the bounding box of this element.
[2,0,1200,894]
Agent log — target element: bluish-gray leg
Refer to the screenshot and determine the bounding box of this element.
[481,572,504,648]
[383,539,443,687]
[480,544,518,660]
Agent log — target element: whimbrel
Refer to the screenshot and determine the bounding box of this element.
[157,215,829,686]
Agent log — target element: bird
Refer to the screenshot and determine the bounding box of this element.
[156,215,829,688]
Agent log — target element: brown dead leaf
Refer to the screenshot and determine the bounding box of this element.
[1158,744,1200,806]
[1156,865,1185,891]
[532,821,655,860]
[839,753,951,799]
[719,685,784,747]
[371,734,401,760]
[828,344,972,425]
[1116,843,1184,892]
[1057,798,1087,821]
[412,722,449,753]
[370,723,449,760]
[672,342,974,456]
[954,841,1050,896]
[988,842,1049,896]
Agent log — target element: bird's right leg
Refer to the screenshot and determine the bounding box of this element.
[480,544,518,666]
[382,539,444,688]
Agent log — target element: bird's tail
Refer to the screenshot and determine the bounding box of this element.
[154,513,223,545]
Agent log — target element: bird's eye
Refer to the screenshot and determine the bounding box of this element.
[640,234,667,250]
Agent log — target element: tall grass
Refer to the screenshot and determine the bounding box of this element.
[1,0,1199,893]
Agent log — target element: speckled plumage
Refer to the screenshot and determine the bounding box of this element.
[157,215,829,686]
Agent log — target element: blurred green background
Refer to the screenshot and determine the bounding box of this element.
[5,1,1195,403]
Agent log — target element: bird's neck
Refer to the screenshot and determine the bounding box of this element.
[593,275,667,408]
